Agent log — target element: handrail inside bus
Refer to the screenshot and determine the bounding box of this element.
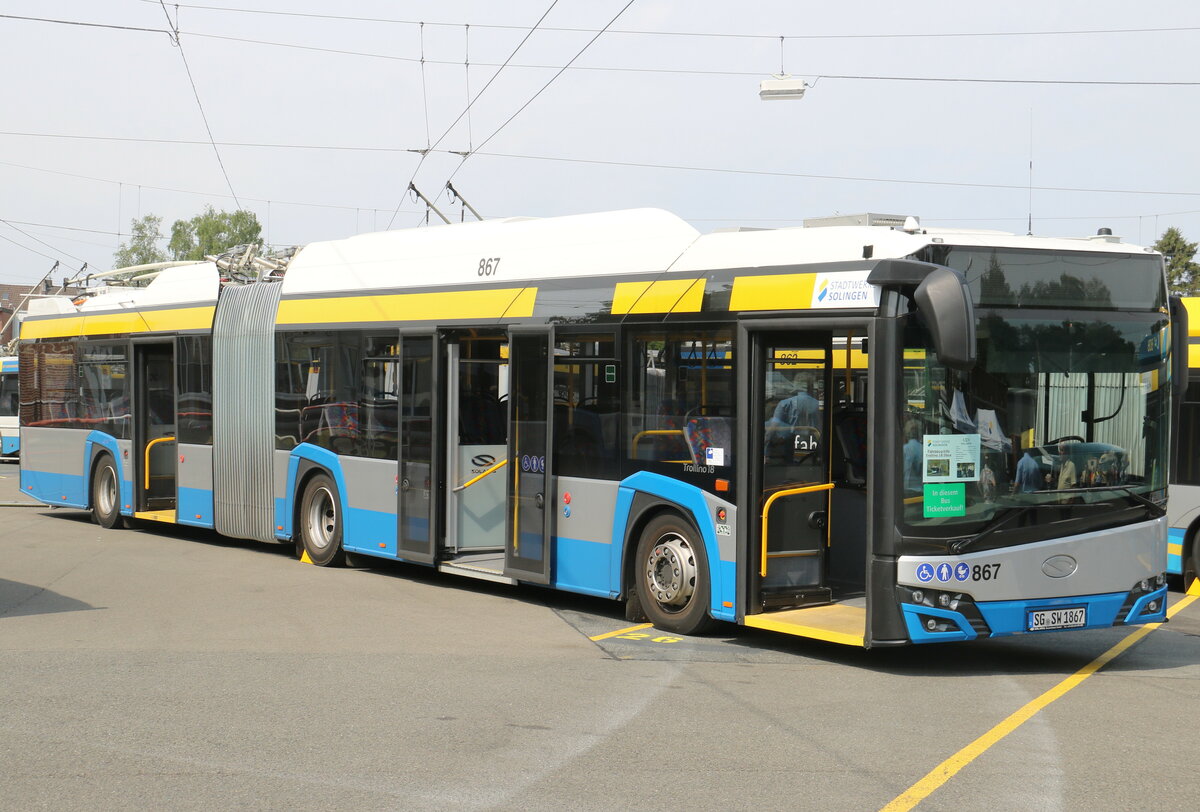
[143,435,176,489]
[452,457,509,493]
[631,429,690,464]
[760,482,834,577]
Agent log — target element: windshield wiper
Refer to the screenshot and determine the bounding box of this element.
[950,486,1164,554]
[1070,485,1166,518]
[950,501,1061,554]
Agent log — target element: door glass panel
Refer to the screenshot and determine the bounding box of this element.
[399,337,434,554]
[760,342,828,591]
[507,333,549,575]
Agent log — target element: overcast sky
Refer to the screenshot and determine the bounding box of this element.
[2,0,1198,287]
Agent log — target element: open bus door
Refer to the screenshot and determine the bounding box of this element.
[503,327,553,584]
[132,340,177,521]
[397,333,440,564]
[748,331,834,610]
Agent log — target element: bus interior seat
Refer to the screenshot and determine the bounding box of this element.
[833,407,868,486]
[684,415,733,465]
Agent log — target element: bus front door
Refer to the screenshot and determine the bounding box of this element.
[133,341,177,519]
[750,332,833,610]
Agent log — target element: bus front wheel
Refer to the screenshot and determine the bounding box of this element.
[635,513,714,635]
[90,456,121,529]
[299,473,345,567]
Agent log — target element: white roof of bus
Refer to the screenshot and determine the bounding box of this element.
[23,208,1158,315]
[280,208,702,295]
[282,208,1155,294]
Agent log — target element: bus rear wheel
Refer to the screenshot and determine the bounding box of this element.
[299,473,345,567]
[90,455,121,529]
[1186,541,1199,593]
[635,513,714,635]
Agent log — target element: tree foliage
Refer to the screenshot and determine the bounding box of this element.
[168,206,263,262]
[1154,226,1200,296]
[113,214,168,269]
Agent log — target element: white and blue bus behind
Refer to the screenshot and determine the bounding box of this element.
[1167,296,1199,589]
[16,210,1182,646]
[0,355,18,458]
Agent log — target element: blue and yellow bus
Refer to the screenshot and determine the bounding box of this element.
[0,355,18,458]
[17,210,1184,645]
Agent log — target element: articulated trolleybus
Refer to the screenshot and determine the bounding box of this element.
[0,355,17,458]
[18,210,1184,646]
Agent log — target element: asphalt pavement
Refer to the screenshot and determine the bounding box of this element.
[2,459,1198,811]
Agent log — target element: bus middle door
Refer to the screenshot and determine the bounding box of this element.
[133,341,177,519]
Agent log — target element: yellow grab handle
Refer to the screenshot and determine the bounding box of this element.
[453,457,509,493]
[761,482,834,577]
[143,436,176,489]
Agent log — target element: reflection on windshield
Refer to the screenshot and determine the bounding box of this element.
[902,310,1170,535]
[918,245,1166,311]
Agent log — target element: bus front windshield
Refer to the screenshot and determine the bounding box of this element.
[901,301,1170,545]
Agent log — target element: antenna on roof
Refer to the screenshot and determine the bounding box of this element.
[408,183,451,225]
[445,182,483,222]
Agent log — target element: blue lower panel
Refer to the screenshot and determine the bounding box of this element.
[901,603,978,644]
[2,436,18,455]
[553,535,617,598]
[342,507,399,557]
[1168,527,1184,576]
[977,592,1128,637]
[21,469,87,508]
[177,487,215,528]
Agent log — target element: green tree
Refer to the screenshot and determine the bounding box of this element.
[1154,226,1200,296]
[168,206,263,261]
[113,214,168,268]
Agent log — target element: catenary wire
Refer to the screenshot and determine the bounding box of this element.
[440,0,639,201]
[180,30,1200,86]
[160,1,243,210]
[129,3,1200,42]
[386,0,562,228]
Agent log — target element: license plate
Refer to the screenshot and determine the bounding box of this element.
[1027,606,1087,631]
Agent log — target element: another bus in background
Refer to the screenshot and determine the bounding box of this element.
[0,356,18,458]
[1167,297,1200,589]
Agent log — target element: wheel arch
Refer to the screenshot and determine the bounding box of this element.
[82,431,126,514]
[614,471,732,622]
[283,444,350,544]
[619,495,700,600]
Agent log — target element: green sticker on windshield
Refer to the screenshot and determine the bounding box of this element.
[924,483,966,518]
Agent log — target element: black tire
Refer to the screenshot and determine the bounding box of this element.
[90,455,121,529]
[298,473,345,567]
[1185,540,1199,593]
[635,513,714,635]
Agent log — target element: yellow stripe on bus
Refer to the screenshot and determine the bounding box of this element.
[611,278,705,314]
[1182,298,1200,335]
[276,287,538,325]
[20,306,216,339]
[728,273,815,311]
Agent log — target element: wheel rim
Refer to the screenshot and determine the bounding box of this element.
[97,466,116,516]
[645,532,697,609]
[305,486,337,551]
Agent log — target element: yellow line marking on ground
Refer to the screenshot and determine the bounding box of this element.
[882,593,1199,812]
[589,623,652,642]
